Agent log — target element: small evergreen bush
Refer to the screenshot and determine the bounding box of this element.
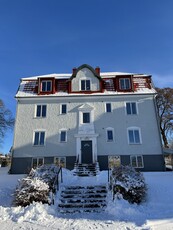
[13,164,59,207]
[110,165,147,204]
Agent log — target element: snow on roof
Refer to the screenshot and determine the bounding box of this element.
[21,72,149,81]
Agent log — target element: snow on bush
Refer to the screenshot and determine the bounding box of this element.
[13,164,59,207]
[110,165,147,204]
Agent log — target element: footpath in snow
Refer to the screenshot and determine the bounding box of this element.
[0,167,173,230]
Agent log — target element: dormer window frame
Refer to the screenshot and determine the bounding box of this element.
[116,76,133,92]
[119,78,131,90]
[80,78,91,91]
[41,80,52,92]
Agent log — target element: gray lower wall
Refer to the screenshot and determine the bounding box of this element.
[98,154,165,171]
[10,154,165,174]
[10,157,32,174]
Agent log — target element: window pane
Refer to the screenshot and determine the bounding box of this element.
[86,80,90,90]
[42,82,46,91]
[61,131,66,142]
[125,79,130,89]
[106,103,111,112]
[81,80,85,90]
[83,113,90,123]
[42,105,47,117]
[32,158,37,168]
[120,79,125,89]
[131,103,137,114]
[61,104,67,114]
[126,103,131,114]
[40,132,45,145]
[38,158,43,166]
[107,130,113,141]
[129,130,134,143]
[134,130,140,143]
[36,105,41,117]
[137,156,143,167]
[55,157,60,165]
[131,156,137,167]
[47,81,51,91]
[60,157,66,167]
[34,132,39,145]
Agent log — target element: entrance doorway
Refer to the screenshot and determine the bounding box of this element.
[81,140,93,164]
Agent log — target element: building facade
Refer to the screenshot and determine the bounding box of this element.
[11,64,165,173]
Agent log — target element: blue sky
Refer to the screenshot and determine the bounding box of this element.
[0,0,173,153]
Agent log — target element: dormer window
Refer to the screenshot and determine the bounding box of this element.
[81,80,90,91]
[119,78,131,90]
[42,80,52,92]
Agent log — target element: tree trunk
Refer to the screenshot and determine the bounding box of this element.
[161,128,169,148]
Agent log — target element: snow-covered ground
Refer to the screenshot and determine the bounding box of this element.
[0,167,173,230]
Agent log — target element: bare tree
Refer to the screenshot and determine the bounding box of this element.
[156,88,173,148]
[0,99,14,144]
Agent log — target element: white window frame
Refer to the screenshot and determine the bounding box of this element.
[54,157,66,168]
[105,103,112,113]
[82,112,90,124]
[60,104,67,114]
[126,102,138,115]
[41,80,52,92]
[130,155,144,168]
[127,127,142,144]
[119,78,131,90]
[35,104,47,118]
[80,79,91,91]
[59,129,67,142]
[33,131,46,146]
[32,157,44,168]
[106,128,114,142]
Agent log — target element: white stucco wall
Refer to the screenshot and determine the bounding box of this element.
[13,94,162,159]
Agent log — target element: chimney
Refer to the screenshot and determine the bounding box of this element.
[95,66,100,76]
[72,67,77,75]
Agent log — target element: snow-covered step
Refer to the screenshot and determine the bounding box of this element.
[73,162,100,176]
[58,185,107,213]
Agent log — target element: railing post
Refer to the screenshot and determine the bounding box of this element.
[61,167,63,183]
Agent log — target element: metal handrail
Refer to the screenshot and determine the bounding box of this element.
[51,166,63,204]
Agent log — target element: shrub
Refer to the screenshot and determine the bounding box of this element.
[14,177,50,206]
[110,165,147,204]
[13,164,59,207]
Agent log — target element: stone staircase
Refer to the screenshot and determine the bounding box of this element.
[73,162,100,176]
[58,185,107,213]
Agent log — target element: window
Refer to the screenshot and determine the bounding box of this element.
[36,105,47,117]
[130,155,144,168]
[60,130,67,142]
[32,158,44,168]
[61,104,67,114]
[128,128,141,144]
[108,156,121,169]
[81,80,91,91]
[119,78,131,90]
[34,131,45,146]
[106,103,112,113]
[83,112,90,123]
[41,80,52,92]
[126,102,137,115]
[54,157,66,168]
[107,129,114,142]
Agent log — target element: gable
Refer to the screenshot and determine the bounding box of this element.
[70,64,102,93]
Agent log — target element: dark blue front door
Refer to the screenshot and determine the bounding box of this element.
[81,141,92,164]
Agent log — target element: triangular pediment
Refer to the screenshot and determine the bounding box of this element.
[78,103,94,111]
